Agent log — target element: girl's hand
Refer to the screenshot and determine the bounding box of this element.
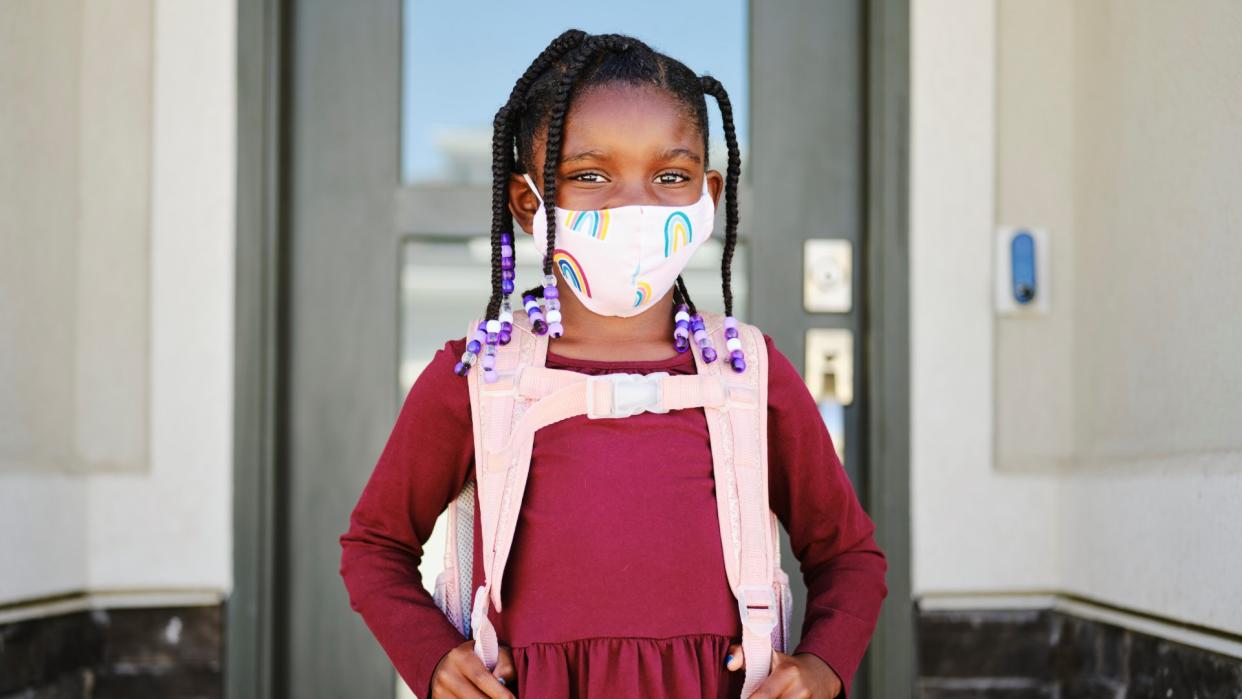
[430,640,516,699]
[724,643,843,698]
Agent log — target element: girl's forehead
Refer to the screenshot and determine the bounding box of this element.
[555,86,702,150]
[570,83,691,121]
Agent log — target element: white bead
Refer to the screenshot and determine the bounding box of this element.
[543,274,557,287]
[546,309,562,323]
[726,337,742,352]
[675,311,690,323]
[486,319,501,333]
[499,310,514,324]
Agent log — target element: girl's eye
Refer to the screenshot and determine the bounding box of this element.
[656,172,690,185]
[570,172,606,183]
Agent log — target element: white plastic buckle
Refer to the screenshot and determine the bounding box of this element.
[586,372,670,419]
[737,584,778,635]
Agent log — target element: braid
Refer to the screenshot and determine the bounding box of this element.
[675,275,697,316]
[481,29,588,320]
[485,104,511,320]
[699,76,742,318]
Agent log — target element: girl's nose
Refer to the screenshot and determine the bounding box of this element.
[602,179,659,209]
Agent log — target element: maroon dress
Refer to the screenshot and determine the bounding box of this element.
[339,333,887,698]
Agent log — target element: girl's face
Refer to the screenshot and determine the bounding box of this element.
[510,83,725,234]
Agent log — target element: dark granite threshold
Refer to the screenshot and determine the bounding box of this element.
[917,603,1242,698]
[0,602,223,699]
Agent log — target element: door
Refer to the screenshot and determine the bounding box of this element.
[258,1,909,697]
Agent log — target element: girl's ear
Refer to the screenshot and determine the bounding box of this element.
[705,169,725,208]
[508,172,540,235]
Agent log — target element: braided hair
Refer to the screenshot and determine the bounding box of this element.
[456,29,743,375]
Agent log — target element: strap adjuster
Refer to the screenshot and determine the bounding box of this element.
[737,584,778,635]
[586,372,670,419]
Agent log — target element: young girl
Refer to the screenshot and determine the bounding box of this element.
[340,30,887,699]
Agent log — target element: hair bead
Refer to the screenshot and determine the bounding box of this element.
[724,315,746,373]
[524,293,547,335]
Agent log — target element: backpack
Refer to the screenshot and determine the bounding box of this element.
[433,308,791,697]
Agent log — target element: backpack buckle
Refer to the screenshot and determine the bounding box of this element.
[586,372,670,419]
[737,584,778,635]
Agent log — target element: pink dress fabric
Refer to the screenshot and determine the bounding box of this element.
[340,333,887,698]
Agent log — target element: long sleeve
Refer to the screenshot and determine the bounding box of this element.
[339,338,474,699]
[763,334,889,697]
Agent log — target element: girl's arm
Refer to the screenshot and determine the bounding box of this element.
[339,339,474,699]
[764,334,890,697]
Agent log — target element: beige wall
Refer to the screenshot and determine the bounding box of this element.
[0,0,152,476]
[913,0,1242,633]
[0,0,235,604]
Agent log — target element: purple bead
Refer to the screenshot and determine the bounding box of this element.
[723,316,739,330]
[482,353,497,369]
[677,303,690,314]
[473,330,487,344]
[501,244,513,257]
[500,232,513,244]
[466,340,482,354]
[501,257,514,271]
[502,279,514,294]
[453,361,468,376]
[702,346,718,363]
[498,330,512,345]
[528,309,544,321]
[690,317,706,331]
[486,332,498,345]
[501,321,512,332]
[548,321,564,338]
[532,319,547,335]
[674,336,690,353]
[523,294,537,305]
[483,369,498,384]
[730,349,744,361]
[544,286,559,299]
[502,269,515,280]
[731,357,746,372]
[674,327,689,338]
[676,319,690,329]
[693,329,708,342]
[725,327,739,339]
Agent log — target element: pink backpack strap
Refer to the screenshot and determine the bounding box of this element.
[690,311,778,698]
[465,310,548,670]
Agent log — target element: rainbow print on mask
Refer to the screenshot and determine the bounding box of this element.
[564,209,610,240]
[552,249,592,297]
[633,281,653,308]
[663,211,693,257]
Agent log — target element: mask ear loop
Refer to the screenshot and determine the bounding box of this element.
[522,172,545,208]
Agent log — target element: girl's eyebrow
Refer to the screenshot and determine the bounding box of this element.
[562,148,608,163]
[661,147,702,164]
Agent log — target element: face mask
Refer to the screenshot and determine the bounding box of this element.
[522,172,716,317]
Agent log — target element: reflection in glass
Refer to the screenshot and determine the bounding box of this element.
[402,0,748,185]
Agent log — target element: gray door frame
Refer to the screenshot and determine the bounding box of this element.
[230,0,285,696]
[863,2,913,696]
[231,1,911,696]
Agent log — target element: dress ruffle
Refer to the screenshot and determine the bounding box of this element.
[510,633,746,698]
